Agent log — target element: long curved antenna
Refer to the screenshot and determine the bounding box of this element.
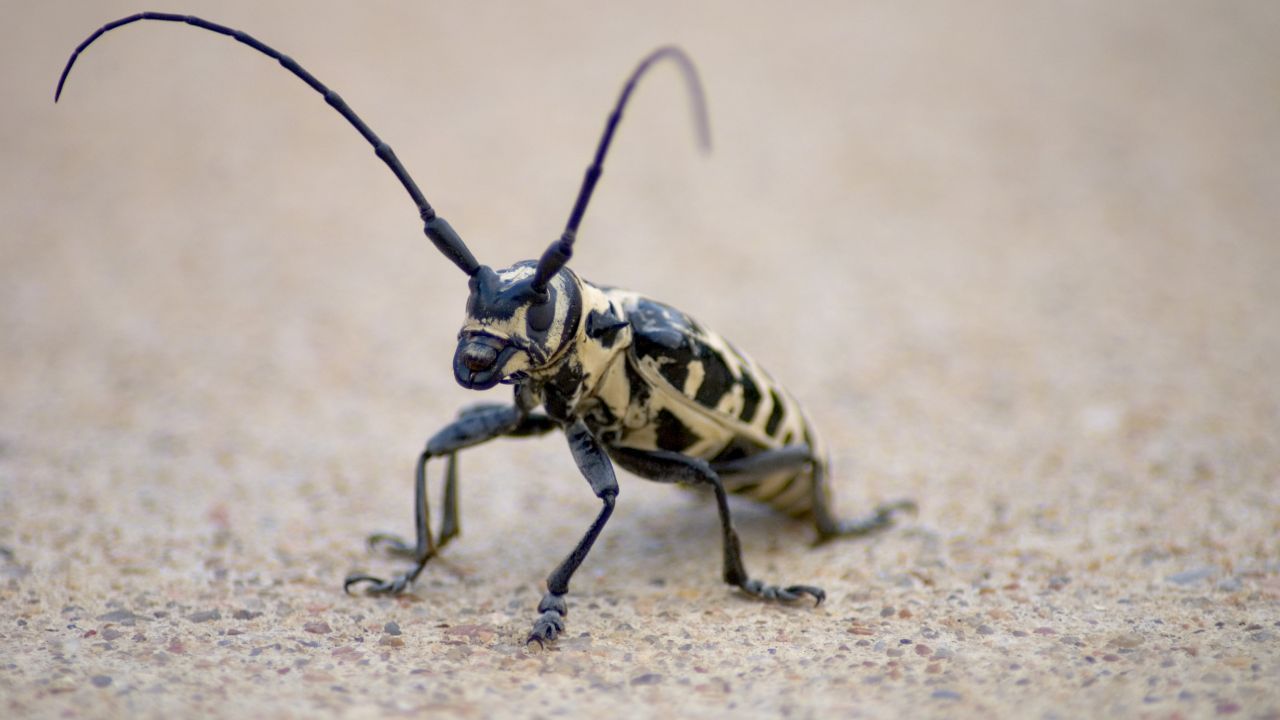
[55,12,481,277]
[532,46,711,293]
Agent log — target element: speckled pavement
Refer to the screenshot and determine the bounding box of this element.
[3,2,1278,718]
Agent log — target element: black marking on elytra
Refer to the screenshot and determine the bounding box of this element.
[654,408,699,453]
[738,372,762,424]
[629,298,693,350]
[765,389,785,436]
[631,300,695,391]
[630,297,734,412]
[659,358,691,391]
[693,347,734,409]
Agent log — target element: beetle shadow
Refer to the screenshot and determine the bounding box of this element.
[607,485,819,569]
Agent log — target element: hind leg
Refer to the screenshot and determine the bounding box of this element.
[809,458,915,544]
[711,445,914,544]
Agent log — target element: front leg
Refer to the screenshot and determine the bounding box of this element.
[610,446,825,605]
[344,403,555,595]
[527,420,618,647]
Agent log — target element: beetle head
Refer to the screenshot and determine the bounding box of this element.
[453,262,581,390]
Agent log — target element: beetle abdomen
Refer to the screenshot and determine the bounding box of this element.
[600,291,822,517]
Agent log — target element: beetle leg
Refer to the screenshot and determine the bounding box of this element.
[609,447,825,606]
[715,445,914,545]
[368,451,465,557]
[710,443,814,478]
[437,451,461,547]
[345,404,556,595]
[810,459,916,544]
[528,420,619,647]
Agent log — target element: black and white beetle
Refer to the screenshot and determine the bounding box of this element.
[57,13,915,645]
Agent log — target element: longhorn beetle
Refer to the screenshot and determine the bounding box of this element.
[57,13,915,646]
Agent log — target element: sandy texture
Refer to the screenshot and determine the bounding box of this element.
[3,2,1279,718]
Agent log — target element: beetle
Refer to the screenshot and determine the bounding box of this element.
[57,12,915,645]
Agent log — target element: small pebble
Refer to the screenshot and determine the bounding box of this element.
[915,644,932,657]
[1110,633,1143,649]
[630,673,662,686]
[1166,567,1215,585]
[90,675,112,688]
[188,610,221,623]
[304,621,332,635]
[95,610,140,625]
[932,689,962,701]
[881,607,895,618]
[384,621,401,636]
[977,625,995,635]
[1216,577,1243,592]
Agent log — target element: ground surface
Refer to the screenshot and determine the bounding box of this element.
[3,2,1279,719]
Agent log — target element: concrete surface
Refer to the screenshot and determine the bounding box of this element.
[3,2,1278,718]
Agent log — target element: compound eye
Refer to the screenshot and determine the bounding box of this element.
[527,296,555,334]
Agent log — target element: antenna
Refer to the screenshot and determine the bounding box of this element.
[56,12,481,276]
[532,46,711,293]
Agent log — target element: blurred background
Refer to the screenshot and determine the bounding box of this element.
[2,2,1278,717]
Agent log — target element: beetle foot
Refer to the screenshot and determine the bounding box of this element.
[738,578,826,606]
[876,498,918,519]
[343,568,420,595]
[816,499,918,545]
[365,532,419,559]
[525,593,567,648]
